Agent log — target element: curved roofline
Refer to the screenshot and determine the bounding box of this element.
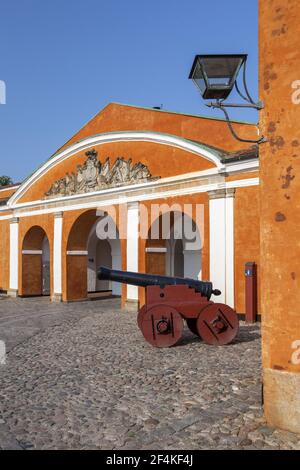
[8,130,224,206]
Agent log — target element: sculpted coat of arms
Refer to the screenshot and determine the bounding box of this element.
[44,149,160,199]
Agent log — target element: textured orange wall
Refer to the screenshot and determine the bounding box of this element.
[18,141,215,204]
[259,0,300,372]
[0,219,10,291]
[56,103,258,155]
[234,186,260,314]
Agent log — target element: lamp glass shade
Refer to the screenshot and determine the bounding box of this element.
[189,54,247,100]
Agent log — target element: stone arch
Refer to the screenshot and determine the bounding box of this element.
[65,209,121,301]
[21,225,51,296]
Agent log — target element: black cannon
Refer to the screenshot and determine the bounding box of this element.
[98,266,221,300]
[97,266,239,348]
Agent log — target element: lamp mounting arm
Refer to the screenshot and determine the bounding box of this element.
[206,102,267,144]
[206,101,264,110]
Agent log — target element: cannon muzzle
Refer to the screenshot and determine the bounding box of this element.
[97,266,221,300]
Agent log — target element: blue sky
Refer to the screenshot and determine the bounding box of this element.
[0,0,258,182]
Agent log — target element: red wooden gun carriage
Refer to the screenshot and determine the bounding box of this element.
[98,267,239,348]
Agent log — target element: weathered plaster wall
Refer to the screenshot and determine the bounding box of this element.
[259,0,300,432]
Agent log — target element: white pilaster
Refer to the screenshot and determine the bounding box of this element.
[53,212,63,302]
[225,189,235,308]
[126,202,139,301]
[208,189,235,306]
[209,191,226,303]
[9,217,19,296]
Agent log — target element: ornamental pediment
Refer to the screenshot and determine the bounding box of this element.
[44,149,160,199]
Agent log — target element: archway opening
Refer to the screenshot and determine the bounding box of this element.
[87,220,121,297]
[146,211,202,280]
[66,209,121,301]
[21,226,51,297]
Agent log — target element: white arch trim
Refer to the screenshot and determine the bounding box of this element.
[8,131,223,206]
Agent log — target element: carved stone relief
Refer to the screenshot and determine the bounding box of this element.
[44,149,160,199]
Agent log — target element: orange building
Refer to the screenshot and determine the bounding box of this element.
[0,102,259,314]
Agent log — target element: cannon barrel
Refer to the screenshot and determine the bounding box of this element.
[97,266,221,300]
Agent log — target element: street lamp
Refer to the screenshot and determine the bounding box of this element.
[189,54,266,144]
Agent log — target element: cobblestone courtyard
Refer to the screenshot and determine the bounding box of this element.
[0,296,299,450]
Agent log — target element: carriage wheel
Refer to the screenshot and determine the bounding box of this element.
[196,303,239,345]
[140,305,183,348]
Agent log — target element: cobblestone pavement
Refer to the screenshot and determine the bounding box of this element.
[0,296,299,450]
